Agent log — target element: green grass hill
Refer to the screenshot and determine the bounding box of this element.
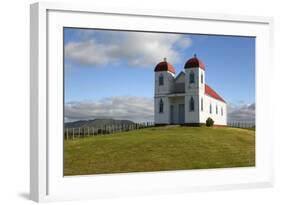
[64,126,255,176]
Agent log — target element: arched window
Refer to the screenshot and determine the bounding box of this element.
[201,98,203,111]
[201,73,203,84]
[216,105,218,114]
[189,97,195,112]
[209,103,212,114]
[159,74,164,86]
[189,71,195,84]
[159,99,164,113]
[221,107,223,116]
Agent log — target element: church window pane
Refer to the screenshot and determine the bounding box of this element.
[159,75,164,86]
[190,97,195,112]
[159,99,164,113]
[189,71,195,84]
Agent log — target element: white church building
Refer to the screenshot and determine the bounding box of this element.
[154,55,227,126]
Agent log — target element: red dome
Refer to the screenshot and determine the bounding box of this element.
[184,55,205,70]
[154,59,176,74]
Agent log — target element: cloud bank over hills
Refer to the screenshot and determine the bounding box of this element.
[65,96,255,123]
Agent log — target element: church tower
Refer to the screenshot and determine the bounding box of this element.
[154,58,176,125]
[184,54,205,125]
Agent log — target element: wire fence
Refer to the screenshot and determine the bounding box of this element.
[64,122,155,140]
[227,121,255,128]
[64,121,255,140]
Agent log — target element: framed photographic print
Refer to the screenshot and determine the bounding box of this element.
[30,2,274,202]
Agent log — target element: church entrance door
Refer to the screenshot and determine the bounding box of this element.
[178,104,185,124]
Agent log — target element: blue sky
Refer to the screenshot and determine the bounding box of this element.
[64,28,255,122]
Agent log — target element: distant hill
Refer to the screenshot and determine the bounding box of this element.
[64,118,135,129]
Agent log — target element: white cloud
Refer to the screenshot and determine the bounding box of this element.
[227,103,255,122]
[65,30,192,67]
[176,37,192,49]
[65,96,154,123]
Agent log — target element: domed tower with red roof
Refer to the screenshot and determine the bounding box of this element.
[184,54,206,124]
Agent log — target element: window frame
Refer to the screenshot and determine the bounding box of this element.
[189,71,195,84]
[159,74,164,86]
[159,99,164,113]
[189,97,195,112]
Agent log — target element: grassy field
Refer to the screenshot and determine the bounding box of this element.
[64,126,255,176]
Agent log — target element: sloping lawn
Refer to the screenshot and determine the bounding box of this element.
[64,126,255,176]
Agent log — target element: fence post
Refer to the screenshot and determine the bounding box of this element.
[66,128,68,140]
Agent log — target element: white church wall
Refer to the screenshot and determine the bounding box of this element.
[154,71,175,95]
[185,95,200,123]
[199,69,205,90]
[200,95,227,125]
[154,96,170,124]
[185,67,205,91]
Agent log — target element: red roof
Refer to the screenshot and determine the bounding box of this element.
[154,61,176,74]
[184,56,205,70]
[205,84,225,102]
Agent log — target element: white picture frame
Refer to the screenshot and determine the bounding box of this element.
[30,2,274,202]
